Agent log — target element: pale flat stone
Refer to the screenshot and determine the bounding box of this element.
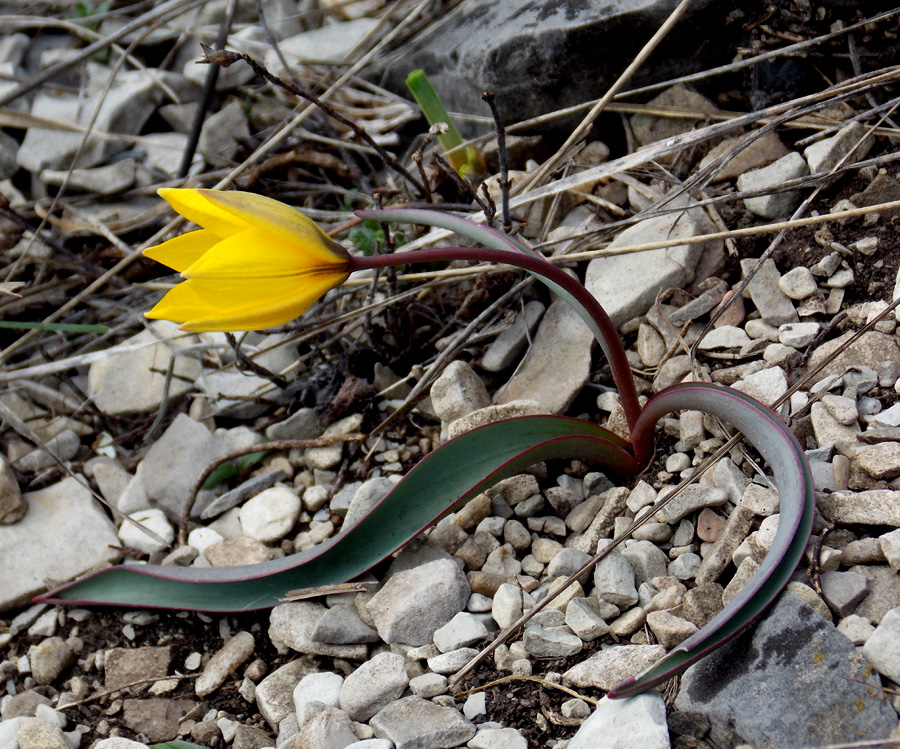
[447,400,549,440]
[569,693,669,749]
[88,321,202,415]
[563,644,666,691]
[430,361,491,422]
[738,151,809,218]
[0,477,120,611]
[739,258,798,326]
[481,300,545,371]
[586,205,721,328]
[494,300,593,414]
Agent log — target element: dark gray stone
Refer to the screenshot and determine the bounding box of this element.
[674,592,897,749]
[375,0,718,134]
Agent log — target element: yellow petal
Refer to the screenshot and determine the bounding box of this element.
[143,229,219,272]
[199,189,349,264]
[181,229,347,280]
[158,187,254,238]
[174,271,348,331]
[145,280,219,324]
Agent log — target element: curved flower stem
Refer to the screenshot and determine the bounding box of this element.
[349,246,643,446]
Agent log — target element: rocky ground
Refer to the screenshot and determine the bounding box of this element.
[2,1,900,748]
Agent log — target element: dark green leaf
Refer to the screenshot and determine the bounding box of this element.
[38,416,637,611]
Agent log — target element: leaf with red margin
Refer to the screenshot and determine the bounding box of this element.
[37,416,637,612]
[607,382,815,698]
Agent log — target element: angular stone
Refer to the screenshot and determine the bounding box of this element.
[340,652,409,722]
[269,602,368,659]
[88,321,202,415]
[654,485,727,524]
[312,604,379,644]
[494,300,593,414]
[819,570,869,618]
[587,205,720,328]
[370,696,475,749]
[732,365,789,407]
[804,121,872,174]
[366,558,470,646]
[806,331,900,381]
[293,671,344,717]
[121,698,196,743]
[195,631,254,697]
[431,360,491,422]
[818,490,900,527]
[738,151,809,218]
[482,300,545,371]
[593,542,638,607]
[856,443,900,480]
[140,414,226,522]
[433,611,489,652]
[448,400,549,440]
[522,624,582,657]
[105,646,172,692]
[255,658,319,729]
[675,592,896,749]
[0,477,120,611]
[563,644,666,691]
[118,508,174,555]
[740,258,798,326]
[568,693,669,749]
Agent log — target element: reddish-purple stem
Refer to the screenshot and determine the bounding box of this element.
[349,248,644,452]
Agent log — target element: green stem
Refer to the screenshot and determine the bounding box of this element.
[349,246,642,443]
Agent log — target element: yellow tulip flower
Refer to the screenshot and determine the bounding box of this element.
[144,188,351,332]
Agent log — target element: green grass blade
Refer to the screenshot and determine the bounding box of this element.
[37,416,637,611]
[0,321,108,333]
[607,382,815,697]
[405,69,485,175]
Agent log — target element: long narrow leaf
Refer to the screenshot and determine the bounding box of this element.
[608,382,815,697]
[38,416,637,611]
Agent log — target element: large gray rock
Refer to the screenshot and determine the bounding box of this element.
[375,0,717,133]
[17,70,161,172]
[0,477,120,611]
[675,592,897,749]
[88,321,202,416]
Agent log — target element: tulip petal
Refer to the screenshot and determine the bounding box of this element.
[181,230,347,280]
[143,229,219,272]
[145,279,221,324]
[158,188,257,239]
[176,271,349,331]
[198,189,349,264]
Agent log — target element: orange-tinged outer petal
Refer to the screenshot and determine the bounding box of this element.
[198,189,349,265]
[157,187,255,239]
[143,229,219,273]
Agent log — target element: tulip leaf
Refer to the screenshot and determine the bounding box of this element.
[607,382,815,698]
[37,416,637,611]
